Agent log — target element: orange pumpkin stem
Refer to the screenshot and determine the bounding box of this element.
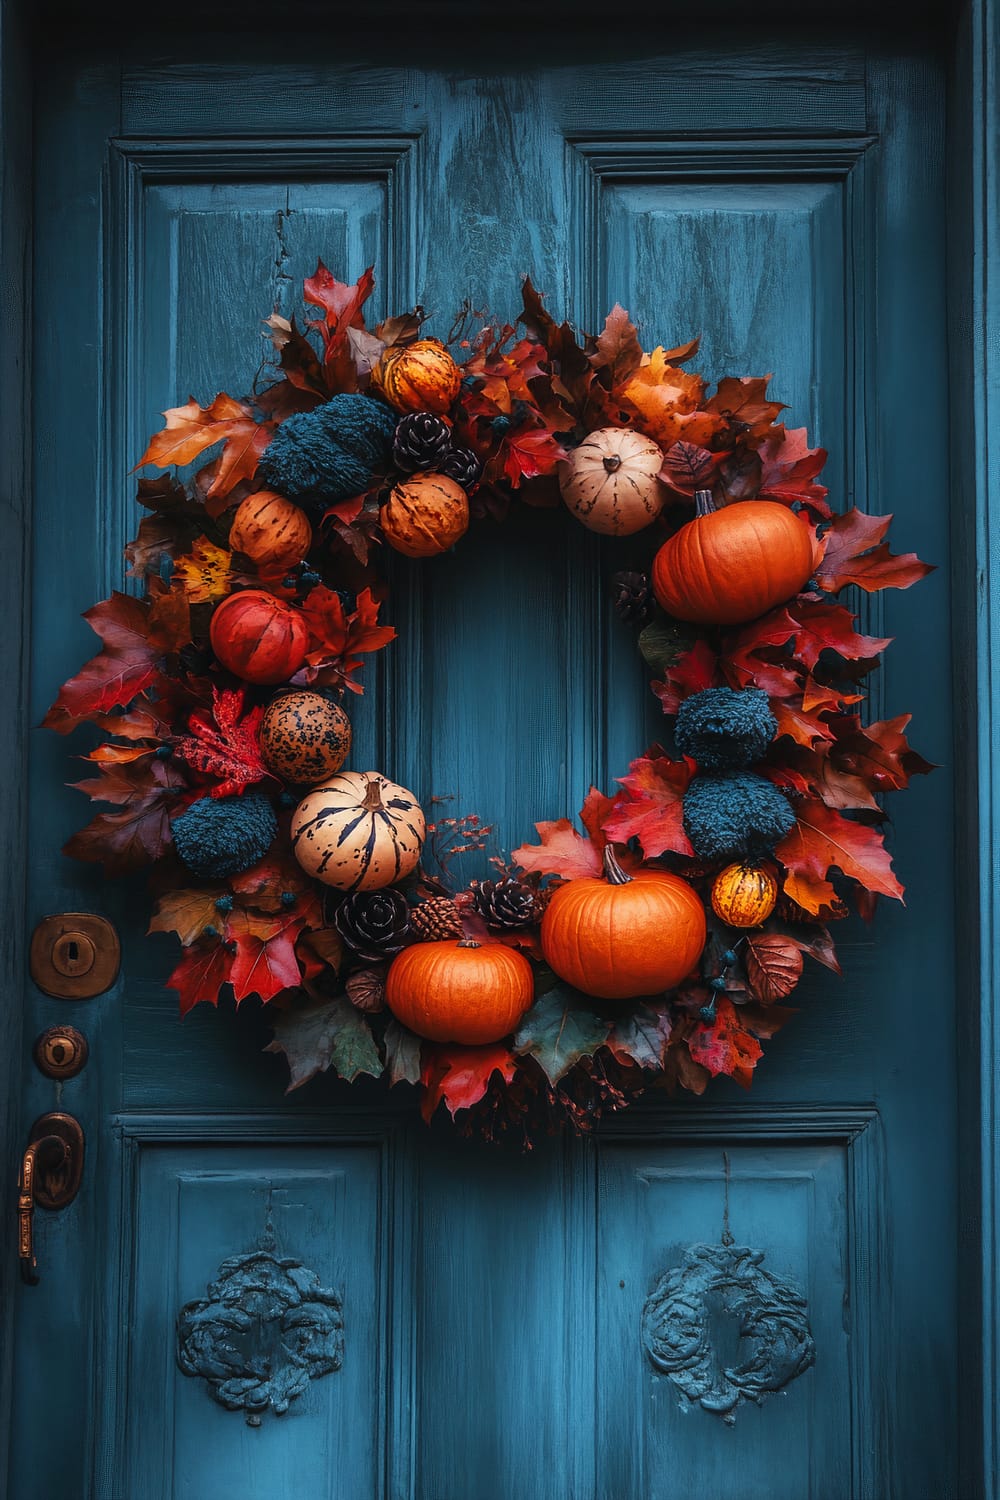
[694,488,717,517]
[602,845,632,886]
[457,940,481,950]
[361,777,384,812]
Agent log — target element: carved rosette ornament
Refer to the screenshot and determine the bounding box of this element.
[641,1243,816,1423]
[176,1251,344,1419]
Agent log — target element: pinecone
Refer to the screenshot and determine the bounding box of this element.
[611,570,654,626]
[392,411,453,473]
[473,877,537,929]
[333,889,411,960]
[439,446,482,491]
[532,884,559,922]
[409,897,463,942]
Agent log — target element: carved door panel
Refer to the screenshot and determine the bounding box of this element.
[12,15,956,1500]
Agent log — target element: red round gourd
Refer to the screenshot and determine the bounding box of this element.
[651,490,815,626]
[229,490,312,570]
[385,939,534,1045]
[540,847,706,1000]
[209,590,309,685]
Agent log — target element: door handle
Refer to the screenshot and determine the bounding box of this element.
[17,1113,84,1285]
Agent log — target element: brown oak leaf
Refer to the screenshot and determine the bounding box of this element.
[777,799,904,914]
[815,509,934,594]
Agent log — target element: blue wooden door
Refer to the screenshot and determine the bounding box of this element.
[10,19,958,1500]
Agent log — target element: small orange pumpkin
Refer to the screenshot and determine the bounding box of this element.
[381,473,469,557]
[371,338,462,414]
[291,770,425,890]
[652,490,815,625]
[229,490,312,570]
[710,864,778,927]
[559,427,666,535]
[209,590,309,685]
[540,847,706,1000]
[385,939,534,1045]
[260,691,352,786]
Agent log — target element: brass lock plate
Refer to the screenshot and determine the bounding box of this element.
[33,1026,89,1080]
[29,914,120,999]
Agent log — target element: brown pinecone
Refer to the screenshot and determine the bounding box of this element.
[473,876,543,929]
[532,884,559,922]
[410,897,463,942]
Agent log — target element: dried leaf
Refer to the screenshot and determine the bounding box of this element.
[64,758,187,874]
[173,685,269,798]
[383,1018,423,1087]
[265,992,383,1090]
[44,593,166,732]
[419,1043,517,1122]
[149,886,228,947]
[815,509,934,594]
[167,939,235,1018]
[777,799,905,915]
[687,997,762,1087]
[603,751,696,858]
[744,934,804,1003]
[513,983,610,1085]
[606,1004,673,1069]
[172,537,233,604]
[512,818,602,881]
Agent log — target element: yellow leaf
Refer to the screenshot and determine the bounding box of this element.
[149,887,228,946]
[173,537,233,604]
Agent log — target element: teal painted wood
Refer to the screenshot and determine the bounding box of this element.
[7,15,979,1500]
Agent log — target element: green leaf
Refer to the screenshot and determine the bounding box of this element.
[513,983,610,1085]
[264,994,383,1090]
[638,615,699,674]
[606,1004,673,1070]
[383,1018,422,1087]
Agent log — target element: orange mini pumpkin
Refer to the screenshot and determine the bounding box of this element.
[559,427,666,536]
[229,490,312,570]
[385,939,534,1045]
[260,691,352,786]
[291,770,425,890]
[652,490,815,626]
[371,338,462,415]
[209,590,309,685]
[381,473,469,557]
[710,864,778,927]
[541,847,706,1000]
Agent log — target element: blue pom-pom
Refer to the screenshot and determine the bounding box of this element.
[683,772,795,862]
[171,792,278,879]
[258,393,397,507]
[675,687,777,771]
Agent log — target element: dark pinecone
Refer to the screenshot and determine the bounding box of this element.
[409,897,464,942]
[473,877,537,930]
[532,884,559,922]
[611,571,654,627]
[392,411,453,472]
[439,446,482,491]
[334,889,411,961]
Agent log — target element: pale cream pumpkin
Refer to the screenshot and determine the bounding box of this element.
[291,771,425,891]
[558,426,666,535]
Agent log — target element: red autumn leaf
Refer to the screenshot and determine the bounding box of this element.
[227,909,305,1005]
[295,585,396,693]
[779,745,880,812]
[588,303,644,388]
[687,997,763,1087]
[419,1043,517,1123]
[167,939,235,1017]
[578,785,618,848]
[43,593,166,732]
[783,600,891,671]
[658,441,722,496]
[828,713,935,793]
[519,277,595,408]
[603,752,696,857]
[771,699,837,748]
[173,685,270,798]
[501,426,569,487]
[652,639,721,714]
[229,845,317,914]
[64,757,187,875]
[815,509,934,594]
[706,374,785,432]
[303,261,375,331]
[756,425,830,516]
[744,934,804,1003]
[512,818,603,881]
[776,798,905,915]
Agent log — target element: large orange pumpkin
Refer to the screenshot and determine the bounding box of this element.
[541,848,706,1000]
[229,490,312,570]
[290,770,425,890]
[651,490,814,625]
[385,939,534,1045]
[381,473,469,557]
[559,427,666,536]
[371,338,462,414]
[209,590,309,685]
[710,863,778,927]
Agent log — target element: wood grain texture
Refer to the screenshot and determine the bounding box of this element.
[10,19,972,1500]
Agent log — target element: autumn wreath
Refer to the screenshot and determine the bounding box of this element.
[46,263,933,1144]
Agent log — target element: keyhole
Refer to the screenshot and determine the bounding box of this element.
[66,942,78,964]
[51,1044,66,1065]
